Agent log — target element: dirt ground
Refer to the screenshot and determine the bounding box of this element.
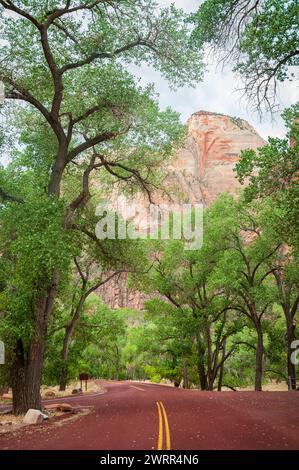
[40,379,103,398]
[0,380,104,435]
[238,382,289,392]
[0,379,103,405]
[0,407,92,436]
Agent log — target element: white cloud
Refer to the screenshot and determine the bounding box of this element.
[160,0,200,11]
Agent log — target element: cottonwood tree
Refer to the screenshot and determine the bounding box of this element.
[132,202,245,390]
[143,298,198,388]
[0,0,203,413]
[58,256,125,391]
[271,252,299,389]
[57,229,147,391]
[214,197,283,391]
[80,305,127,381]
[192,0,299,113]
[236,108,299,388]
[236,105,299,249]
[44,299,126,385]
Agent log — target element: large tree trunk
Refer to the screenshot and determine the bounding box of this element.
[196,339,207,390]
[11,339,28,415]
[12,272,59,414]
[286,314,296,390]
[47,145,67,197]
[59,366,68,392]
[24,337,46,410]
[255,322,264,392]
[198,358,207,390]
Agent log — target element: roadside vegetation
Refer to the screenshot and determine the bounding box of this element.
[0,0,298,414]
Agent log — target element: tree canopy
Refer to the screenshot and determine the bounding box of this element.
[191,0,299,112]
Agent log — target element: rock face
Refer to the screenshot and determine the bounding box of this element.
[97,273,146,310]
[98,111,264,309]
[168,111,264,206]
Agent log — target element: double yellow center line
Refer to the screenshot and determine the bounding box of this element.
[156,401,171,450]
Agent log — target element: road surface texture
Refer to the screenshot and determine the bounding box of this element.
[0,381,299,450]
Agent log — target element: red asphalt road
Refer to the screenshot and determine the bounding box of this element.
[0,381,299,450]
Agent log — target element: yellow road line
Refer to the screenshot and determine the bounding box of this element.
[156,402,163,450]
[156,401,171,450]
[130,385,146,392]
[159,401,171,450]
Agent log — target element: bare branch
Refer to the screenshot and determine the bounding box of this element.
[74,257,87,283]
[60,39,144,74]
[98,155,156,204]
[3,78,56,132]
[45,0,105,26]
[52,19,79,44]
[0,0,41,29]
[67,130,121,161]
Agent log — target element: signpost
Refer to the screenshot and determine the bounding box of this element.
[79,373,89,392]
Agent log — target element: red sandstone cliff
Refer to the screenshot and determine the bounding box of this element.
[168,111,264,206]
[98,111,265,308]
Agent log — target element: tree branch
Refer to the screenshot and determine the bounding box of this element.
[45,0,105,26]
[74,257,88,283]
[0,186,24,203]
[60,39,146,74]
[0,0,41,29]
[3,78,57,134]
[67,131,121,161]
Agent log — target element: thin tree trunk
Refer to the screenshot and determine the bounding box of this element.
[273,271,299,391]
[217,339,226,392]
[59,326,73,391]
[286,313,296,390]
[198,360,207,390]
[59,366,68,392]
[182,360,189,389]
[255,322,264,392]
[59,318,81,391]
[196,338,207,390]
[59,287,87,391]
[114,344,121,381]
[205,320,213,390]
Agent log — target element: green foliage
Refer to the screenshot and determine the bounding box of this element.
[130,193,299,389]
[0,0,204,404]
[0,1,298,396]
[44,301,127,384]
[0,191,76,343]
[235,106,299,248]
[191,0,299,111]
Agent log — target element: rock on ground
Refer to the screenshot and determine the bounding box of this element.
[23,409,48,425]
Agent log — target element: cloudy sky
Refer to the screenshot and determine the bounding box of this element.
[132,0,298,140]
[1,0,297,141]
